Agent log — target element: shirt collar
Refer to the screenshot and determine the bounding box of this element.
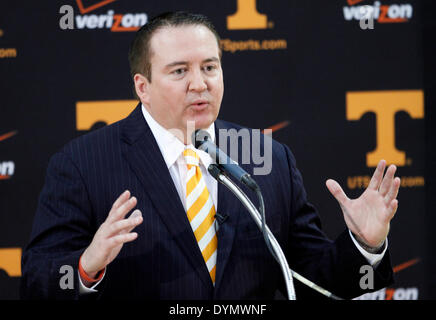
[141,104,215,169]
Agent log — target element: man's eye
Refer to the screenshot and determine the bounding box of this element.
[204,65,217,72]
[172,68,186,75]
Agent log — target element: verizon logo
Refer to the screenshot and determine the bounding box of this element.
[0,161,15,179]
[59,0,148,32]
[343,1,413,23]
[0,130,17,180]
[74,10,147,31]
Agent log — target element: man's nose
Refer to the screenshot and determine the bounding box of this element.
[188,69,208,92]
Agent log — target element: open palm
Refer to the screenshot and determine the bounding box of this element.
[326,160,401,248]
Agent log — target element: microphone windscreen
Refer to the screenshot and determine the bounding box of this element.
[193,129,211,149]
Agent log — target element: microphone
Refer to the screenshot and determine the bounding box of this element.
[193,130,259,191]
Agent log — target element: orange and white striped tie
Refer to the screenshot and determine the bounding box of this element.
[183,148,217,284]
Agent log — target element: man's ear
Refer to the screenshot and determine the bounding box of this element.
[134,73,150,104]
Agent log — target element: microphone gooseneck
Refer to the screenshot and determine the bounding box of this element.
[207,162,344,300]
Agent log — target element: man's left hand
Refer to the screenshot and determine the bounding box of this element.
[326,160,401,249]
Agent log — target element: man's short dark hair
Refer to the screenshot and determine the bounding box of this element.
[128,11,221,98]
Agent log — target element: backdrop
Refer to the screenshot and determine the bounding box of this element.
[0,0,434,300]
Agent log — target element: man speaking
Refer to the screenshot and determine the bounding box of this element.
[21,11,400,299]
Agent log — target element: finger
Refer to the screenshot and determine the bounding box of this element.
[105,210,143,238]
[115,210,143,236]
[111,190,130,210]
[109,232,138,247]
[107,190,131,222]
[384,177,401,205]
[326,179,349,206]
[379,165,396,196]
[119,210,143,235]
[108,196,137,223]
[368,160,386,190]
[384,199,398,222]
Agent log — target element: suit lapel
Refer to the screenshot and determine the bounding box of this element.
[120,104,213,290]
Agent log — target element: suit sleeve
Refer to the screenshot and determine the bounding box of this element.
[20,151,104,299]
[282,144,394,299]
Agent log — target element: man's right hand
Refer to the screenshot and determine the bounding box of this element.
[80,190,143,283]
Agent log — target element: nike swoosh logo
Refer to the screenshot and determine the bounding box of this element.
[0,130,17,142]
[393,258,420,273]
[262,121,289,134]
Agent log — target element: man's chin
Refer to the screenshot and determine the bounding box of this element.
[187,114,217,131]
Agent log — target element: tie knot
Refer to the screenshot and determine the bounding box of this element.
[183,149,200,168]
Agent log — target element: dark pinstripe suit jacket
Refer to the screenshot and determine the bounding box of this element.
[21,104,393,300]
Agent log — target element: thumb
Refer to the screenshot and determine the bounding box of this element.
[326,179,349,207]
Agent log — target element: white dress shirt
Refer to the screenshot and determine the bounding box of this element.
[140,104,218,212]
[79,104,387,294]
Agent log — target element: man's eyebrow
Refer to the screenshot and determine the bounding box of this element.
[165,57,220,69]
[203,57,220,63]
[165,61,188,69]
